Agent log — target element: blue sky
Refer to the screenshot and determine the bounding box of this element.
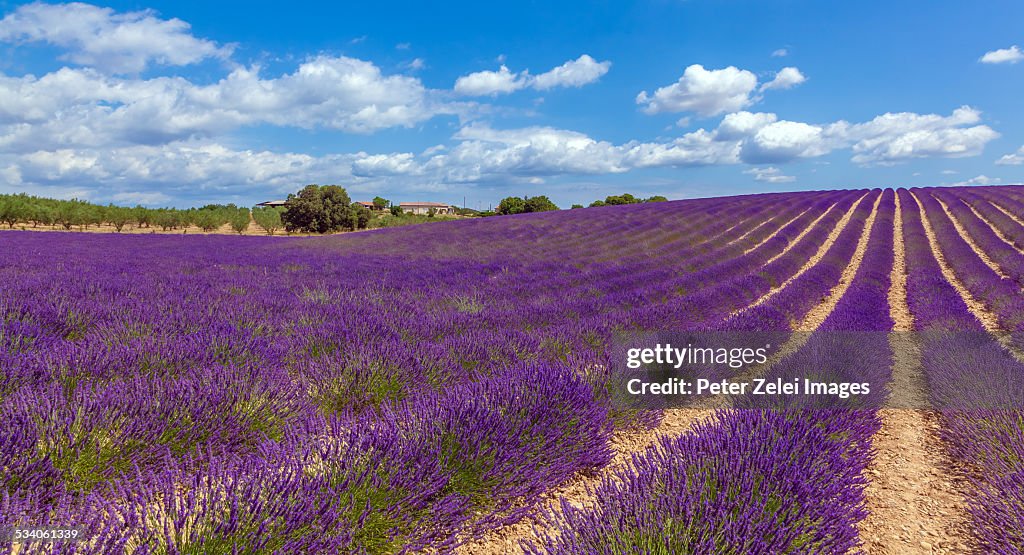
[0,0,1022,209]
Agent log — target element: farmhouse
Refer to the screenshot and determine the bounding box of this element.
[356,201,385,211]
[256,200,288,207]
[400,201,453,215]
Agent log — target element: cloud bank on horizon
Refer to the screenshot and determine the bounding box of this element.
[0,1,1021,207]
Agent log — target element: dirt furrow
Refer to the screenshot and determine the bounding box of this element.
[457,191,879,555]
[717,207,777,243]
[910,191,1024,360]
[858,191,971,555]
[988,199,1024,229]
[963,199,1024,255]
[697,190,882,406]
[757,204,838,261]
[932,194,1009,279]
[794,191,878,330]
[890,192,914,334]
[736,205,815,252]
[739,192,869,315]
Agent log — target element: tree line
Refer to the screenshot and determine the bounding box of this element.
[0,185,457,236]
[492,193,669,215]
[0,193,276,234]
[0,188,671,234]
[578,193,668,208]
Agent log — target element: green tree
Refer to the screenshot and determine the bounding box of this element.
[30,204,55,227]
[82,205,103,229]
[154,209,180,231]
[194,209,223,232]
[55,201,78,230]
[229,208,251,234]
[390,205,404,216]
[497,196,526,215]
[281,184,357,233]
[106,205,133,232]
[252,206,283,235]
[199,203,239,211]
[0,195,26,228]
[587,193,665,206]
[353,204,371,229]
[372,196,390,210]
[604,193,638,205]
[571,204,584,209]
[133,206,153,228]
[524,195,559,212]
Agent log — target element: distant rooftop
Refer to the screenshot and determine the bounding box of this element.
[256,200,287,207]
[400,201,449,207]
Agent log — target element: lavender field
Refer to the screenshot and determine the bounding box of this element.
[3,186,1024,554]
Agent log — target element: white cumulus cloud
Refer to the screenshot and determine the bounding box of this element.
[453,65,528,96]
[404,58,426,71]
[440,124,628,177]
[715,111,778,140]
[741,120,830,163]
[951,175,1002,186]
[531,54,611,90]
[721,106,998,165]
[997,145,1024,165]
[744,166,795,183]
[0,2,232,73]
[637,64,807,117]
[637,65,759,117]
[4,140,360,204]
[386,107,1000,178]
[339,123,740,185]
[980,45,1024,64]
[351,152,421,177]
[760,67,807,91]
[841,106,999,164]
[453,54,611,96]
[0,55,456,152]
[1,104,1004,206]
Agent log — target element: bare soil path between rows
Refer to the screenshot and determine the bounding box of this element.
[747,203,837,258]
[456,191,877,555]
[959,197,1024,256]
[739,193,867,316]
[736,205,815,252]
[858,191,971,555]
[911,191,1024,359]
[932,194,1010,280]
[989,198,1024,229]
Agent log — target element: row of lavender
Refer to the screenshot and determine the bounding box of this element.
[530,186,1024,553]
[1,190,863,552]
[905,187,1024,553]
[10,184,1019,552]
[528,189,892,553]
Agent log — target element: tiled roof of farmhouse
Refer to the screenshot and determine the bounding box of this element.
[399,201,449,207]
